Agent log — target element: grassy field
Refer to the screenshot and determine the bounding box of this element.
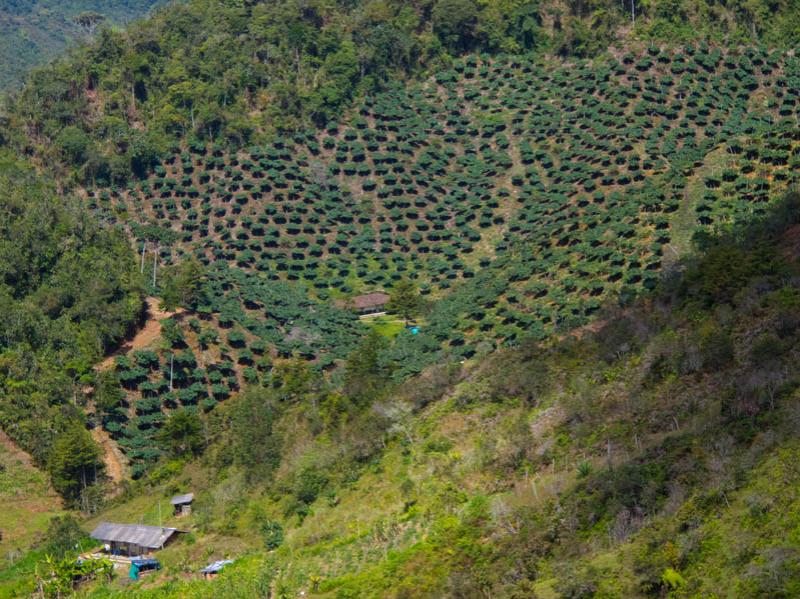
[363,315,407,339]
[0,432,64,595]
[0,433,63,555]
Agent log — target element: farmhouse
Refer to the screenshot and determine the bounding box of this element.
[171,492,194,516]
[90,523,183,557]
[352,292,390,316]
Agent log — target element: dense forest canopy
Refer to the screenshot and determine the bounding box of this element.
[0,151,142,468]
[0,0,163,89]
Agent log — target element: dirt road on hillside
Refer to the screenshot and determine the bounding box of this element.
[93,296,183,487]
[90,426,129,490]
[98,297,183,370]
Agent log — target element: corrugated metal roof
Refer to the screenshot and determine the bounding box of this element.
[201,559,234,574]
[90,522,180,549]
[170,493,194,505]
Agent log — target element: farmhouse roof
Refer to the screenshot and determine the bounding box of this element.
[352,292,390,310]
[90,522,181,549]
[201,559,234,574]
[170,493,194,505]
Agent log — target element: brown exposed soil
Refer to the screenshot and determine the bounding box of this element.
[92,296,183,486]
[781,224,800,261]
[98,297,184,371]
[91,426,129,492]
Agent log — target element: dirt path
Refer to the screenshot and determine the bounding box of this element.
[98,297,183,370]
[90,426,129,491]
[92,296,183,487]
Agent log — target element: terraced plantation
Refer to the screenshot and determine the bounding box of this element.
[88,45,800,473]
[101,278,362,476]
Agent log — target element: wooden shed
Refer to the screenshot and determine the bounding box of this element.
[170,492,194,516]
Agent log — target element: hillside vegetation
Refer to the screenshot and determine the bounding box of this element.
[0,431,63,577]
[11,192,800,597]
[0,0,162,89]
[84,47,800,475]
[1,0,800,596]
[5,0,800,184]
[0,151,142,507]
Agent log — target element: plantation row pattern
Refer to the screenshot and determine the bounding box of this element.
[89,46,800,471]
[102,267,363,475]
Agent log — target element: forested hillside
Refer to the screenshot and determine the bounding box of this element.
[5,0,800,184]
[75,46,800,476]
[0,0,162,89]
[10,193,800,597]
[0,152,142,501]
[2,0,800,596]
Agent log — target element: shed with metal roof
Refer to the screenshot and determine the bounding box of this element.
[170,492,194,516]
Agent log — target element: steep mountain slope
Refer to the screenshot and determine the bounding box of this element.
[2,0,800,596]
[14,192,800,598]
[0,150,142,509]
[0,0,162,89]
[0,430,63,574]
[85,47,800,476]
[5,0,800,185]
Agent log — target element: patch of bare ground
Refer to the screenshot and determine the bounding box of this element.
[92,296,184,487]
[90,425,129,493]
[781,224,800,261]
[0,428,34,469]
[98,297,184,371]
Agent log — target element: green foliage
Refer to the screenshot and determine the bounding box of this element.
[0,0,163,89]
[227,387,282,482]
[160,318,185,347]
[47,422,103,508]
[259,519,284,551]
[94,370,125,419]
[41,514,89,558]
[54,126,91,164]
[36,553,113,598]
[576,460,592,478]
[157,409,203,458]
[344,331,392,406]
[10,186,800,598]
[0,151,142,473]
[5,1,800,592]
[11,0,800,186]
[292,467,329,511]
[433,0,480,51]
[386,278,421,323]
[160,258,206,310]
[661,567,686,589]
[65,46,800,382]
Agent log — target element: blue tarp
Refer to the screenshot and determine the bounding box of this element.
[129,558,161,580]
[131,558,160,568]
